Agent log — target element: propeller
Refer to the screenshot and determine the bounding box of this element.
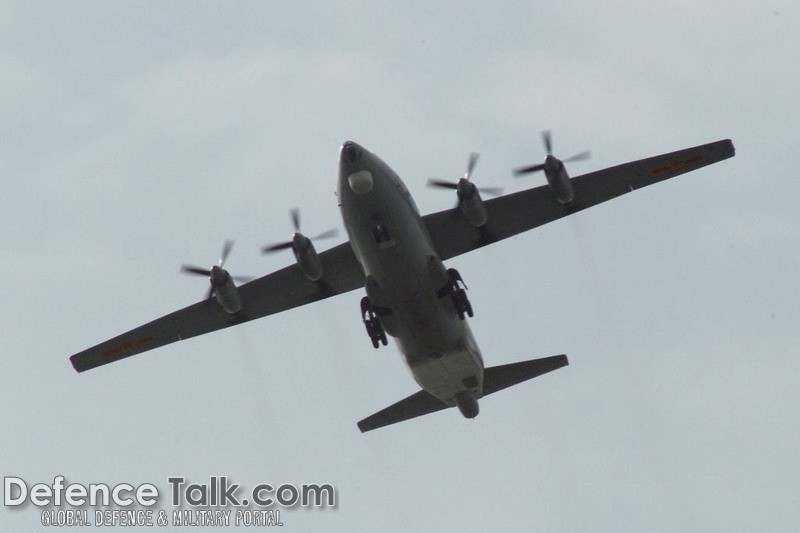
[181,240,252,299]
[428,152,503,197]
[261,208,338,254]
[513,130,591,176]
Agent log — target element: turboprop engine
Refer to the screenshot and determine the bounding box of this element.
[181,240,250,314]
[514,130,591,205]
[428,152,502,228]
[262,208,338,281]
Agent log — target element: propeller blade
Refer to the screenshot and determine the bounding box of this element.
[290,208,300,232]
[181,265,211,277]
[564,150,591,163]
[477,186,503,196]
[231,275,254,283]
[262,241,294,254]
[182,241,251,300]
[465,152,479,180]
[431,153,500,196]
[311,228,338,241]
[428,178,459,190]
[513,163,546,175]
[542,130,553,154]
[218,239,234,267]
[518,130,590,176]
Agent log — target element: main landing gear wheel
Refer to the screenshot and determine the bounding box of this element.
[452,287,473,319]
[438,268,473,320]
[361,296,388,349]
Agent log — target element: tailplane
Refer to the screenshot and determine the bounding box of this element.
[482,354,568,395]
[357,354,568,432]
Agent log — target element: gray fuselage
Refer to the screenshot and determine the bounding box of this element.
[337,142,484,407]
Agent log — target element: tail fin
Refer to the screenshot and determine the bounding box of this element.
[357,354,568,433]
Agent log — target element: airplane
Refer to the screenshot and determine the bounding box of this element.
[69,136,735,432]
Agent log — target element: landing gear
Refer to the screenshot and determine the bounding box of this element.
[361,296,388,348]
[438,268,473,320]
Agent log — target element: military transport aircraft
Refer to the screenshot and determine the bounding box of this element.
[69,136,735,432]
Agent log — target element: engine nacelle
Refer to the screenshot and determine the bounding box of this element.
[292,234,323,281]
[545,157,575,205]
[210,266,242,314]
[456,179,488,227]
[547,173,575,205]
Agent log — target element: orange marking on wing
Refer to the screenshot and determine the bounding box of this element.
[651,155,705,175]
[101,335,155,357]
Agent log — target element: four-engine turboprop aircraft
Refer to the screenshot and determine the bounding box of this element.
[69,137,735,432]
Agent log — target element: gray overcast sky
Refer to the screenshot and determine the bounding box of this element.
[2,1,799,531]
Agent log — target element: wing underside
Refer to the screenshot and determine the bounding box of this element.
[69,241,364,372]
[424,139,735,261]
[69,139,734,373]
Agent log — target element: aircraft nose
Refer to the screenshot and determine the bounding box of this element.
[339,141,375,195]
[340,141,363,163]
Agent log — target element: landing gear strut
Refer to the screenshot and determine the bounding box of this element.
[361,296,388,349]
[438,268,473,320]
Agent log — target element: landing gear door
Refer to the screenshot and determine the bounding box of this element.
[370,212,397,249]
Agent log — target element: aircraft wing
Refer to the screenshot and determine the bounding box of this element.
[69,241,364,372]
[71,139,733,372]
[424,139,735,261]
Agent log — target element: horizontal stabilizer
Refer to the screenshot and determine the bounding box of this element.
[357,354,568,433]
[482,354,568,396]
[357,389,448,433]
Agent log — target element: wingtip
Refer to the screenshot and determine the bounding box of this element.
[69,355,85,373]
[70,351,102,373]
[716,138,735,158]
[725,138,736,157]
